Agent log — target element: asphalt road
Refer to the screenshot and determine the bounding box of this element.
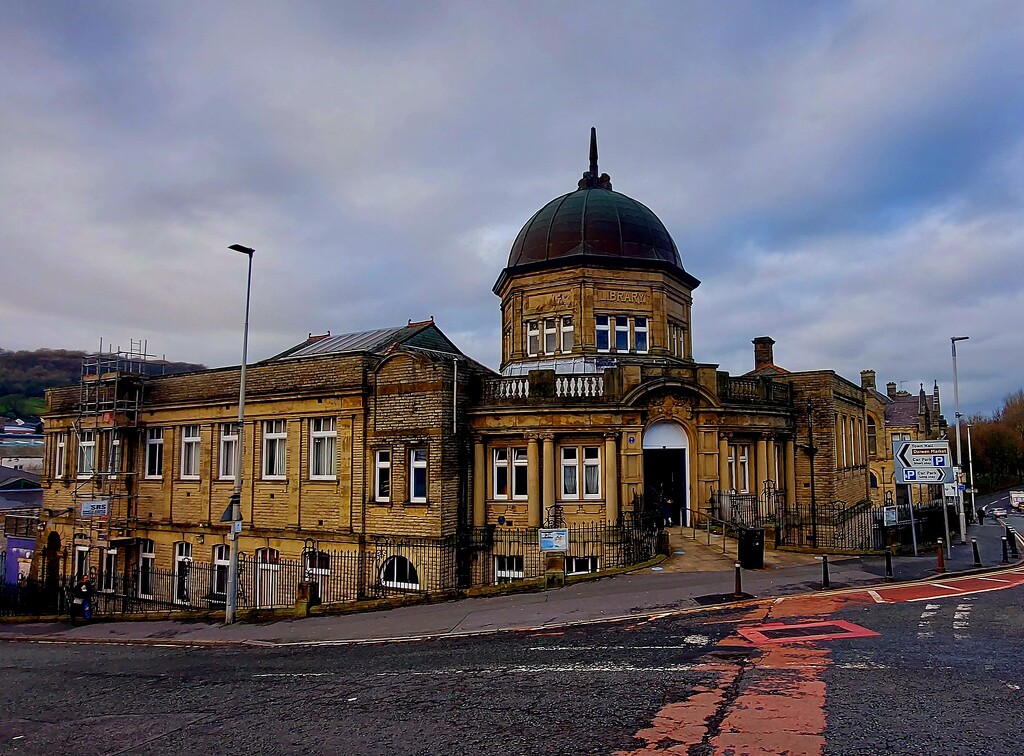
[2,576,1022,755]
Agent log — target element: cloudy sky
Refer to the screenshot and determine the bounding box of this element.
[2,1,1021,417]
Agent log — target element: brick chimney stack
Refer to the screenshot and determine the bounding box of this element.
[886,381,897,398]
[860,370,876,391]
[752,336,776,371]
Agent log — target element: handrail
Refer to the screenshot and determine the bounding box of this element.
[687,508,744,555]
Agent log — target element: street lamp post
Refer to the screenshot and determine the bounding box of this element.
[225,243,254,625]
[951,336,969,544]
[966,422,977,522]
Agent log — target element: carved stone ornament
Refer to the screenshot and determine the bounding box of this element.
[647,394,693,423]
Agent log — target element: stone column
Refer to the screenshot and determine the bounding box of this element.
[785,438,797,506]
[604,434,619,524]
[756,435,768,496]
[542,434,555,516]
[527,436,541,527]
[718,434,730,492]
[473,437,486,528]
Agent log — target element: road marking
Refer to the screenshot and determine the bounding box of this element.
[528,637,711,652]
[377,663,698,676]
[929,582,965,592]
[867,590,884,603]
[953,602,973,641]
[976,577,1011,583]
[254,672,336,678]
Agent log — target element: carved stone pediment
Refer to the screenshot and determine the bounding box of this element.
[647,393,694,423]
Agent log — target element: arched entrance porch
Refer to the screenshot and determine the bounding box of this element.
[642,421,691,527]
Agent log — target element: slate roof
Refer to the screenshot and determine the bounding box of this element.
[0,466,40,490]
[270,321,464,361]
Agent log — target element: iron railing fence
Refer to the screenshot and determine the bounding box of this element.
[1,520,662,618]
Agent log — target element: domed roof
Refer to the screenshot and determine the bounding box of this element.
[496,129,698,292]
[506,186,681,268]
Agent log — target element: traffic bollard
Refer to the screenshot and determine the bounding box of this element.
[884,548,894,582]
[733,562,743,599]
[1002,537,1010,565]
[936,539,945,574]
[971,538,982,568]
[821,554,830,589]
[1010,530,1020,560]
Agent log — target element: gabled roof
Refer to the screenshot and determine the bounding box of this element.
[269,320,465,361]
[0,465,40,490]
[883,390,940,426]
[743,364,790,377]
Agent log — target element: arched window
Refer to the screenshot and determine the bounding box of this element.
[867,417,878,457]
[869,472,878,489]
[380,556,420,590]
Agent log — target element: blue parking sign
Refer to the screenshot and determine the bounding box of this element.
[932,455,946,466]
[904,469,917,481]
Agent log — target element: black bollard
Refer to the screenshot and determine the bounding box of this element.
[884,548,894,582]
[936,539,946,574]
[733,562,743,599]
[821,554,831,589]
[971,538,982,568]
[1002,537,1010,565]
[1010,530,1020,560]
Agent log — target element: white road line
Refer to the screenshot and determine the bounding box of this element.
[376,663,698,676]
[868,590,884,603]
[953,602,973,641]
[976,577,1012,583]
[929,582,966,592]
[528,638,710,652]
[918,604,940,639]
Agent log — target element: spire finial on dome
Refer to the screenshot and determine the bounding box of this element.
[579,127,612,190]
[589,126,598,178]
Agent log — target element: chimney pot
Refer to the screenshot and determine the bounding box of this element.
[886,381,897,398]
[860,370,876,391]
[752,336,776,371]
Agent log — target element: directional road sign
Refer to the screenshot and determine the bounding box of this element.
[893,440,955,485]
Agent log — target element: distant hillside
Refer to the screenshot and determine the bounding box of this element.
[0,348,205,418]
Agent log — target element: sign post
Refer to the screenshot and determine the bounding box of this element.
[893,440,954,555]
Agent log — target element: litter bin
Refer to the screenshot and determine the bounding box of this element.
[737,527,765,569]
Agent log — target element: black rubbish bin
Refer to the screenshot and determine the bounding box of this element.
[737,527,765,570]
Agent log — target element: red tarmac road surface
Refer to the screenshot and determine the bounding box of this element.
[617,567,1024,755]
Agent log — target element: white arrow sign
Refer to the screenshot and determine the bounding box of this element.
[901,468,946,483]
[895,441,951,469]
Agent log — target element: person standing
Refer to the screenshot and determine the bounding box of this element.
[69,575,95,625]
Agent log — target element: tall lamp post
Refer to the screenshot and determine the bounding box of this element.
[225,243,254,625]
[966,422,977,522]
[951,336,969,544]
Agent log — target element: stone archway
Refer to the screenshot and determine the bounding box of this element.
[642,420,691,527]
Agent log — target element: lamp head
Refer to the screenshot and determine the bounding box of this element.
[951,336,969,343]
[229,244,255,256]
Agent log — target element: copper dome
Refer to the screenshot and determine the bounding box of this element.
[495,129,699,292]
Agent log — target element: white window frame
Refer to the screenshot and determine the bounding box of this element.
[560,445,602,500]
[181,424,201,480]
[375,449,391,502]
[596,315,610,352]
[494,555,525,584]
[543,317,558,354]
[614,315,630,352]
[101,548,118,592]
[212,544,230,598]
[145,428,164,479]
[729,445,750,493]
[138,539,155,599]
[55,432,66,478]
[173,541,192,605]
[219,423,238,480]
[310,417,337,480]
[560,315,574,353]
[262,420,287,480]
[106,431,122,475]
[380,555,420,590]
[566,556,600,576]
[492,446,528,501]
[493,448,509,500]
[77,429,96,479]
[526,320,540,356]
[409,448,428,503]
[634,316,649,354]
[256,547,280,608]
[74,546,90,581]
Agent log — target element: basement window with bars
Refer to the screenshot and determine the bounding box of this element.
[494,555,525,584]
[566,556,599,576]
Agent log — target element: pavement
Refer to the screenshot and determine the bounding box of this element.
[2,517,1020,648]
